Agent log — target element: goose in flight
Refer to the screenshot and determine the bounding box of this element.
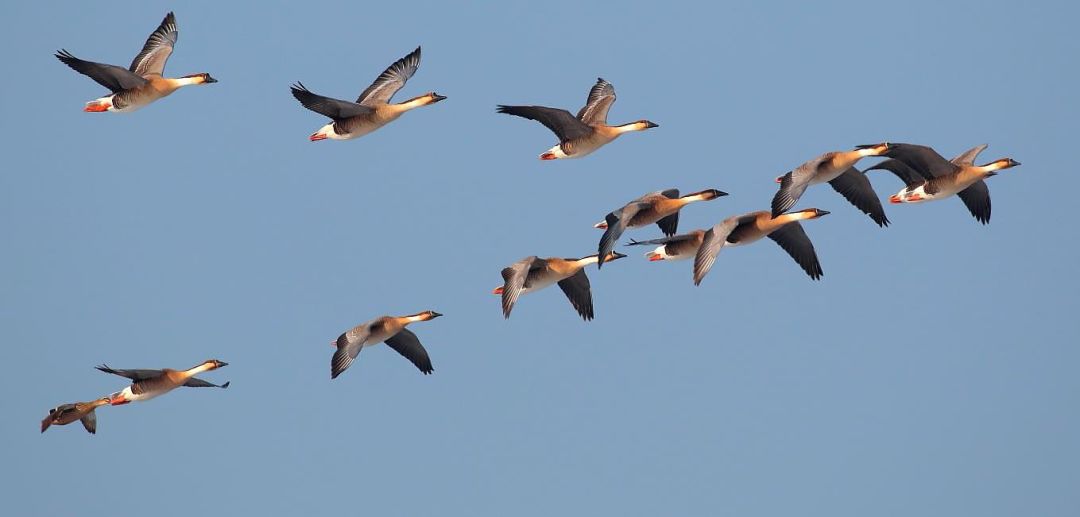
[866,143,1020,224]
[771,143,892,226]
[291,47,446,141]
[497,78,658,160]
[494,253,626,320]
[632,208,830,285]
[96,359,229,405]
[331,311,442,379]
[40,397,110,434]
[55,12,217,112]
[594,188,727,267]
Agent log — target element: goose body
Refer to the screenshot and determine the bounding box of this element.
[772,143,892,226]
[494,253,626,320]
[97,360,229,405]
[594,188,727,267]
[291,47,446,142]
[867,143,1020,224]
[497,78,658,160]
[55,12,217,113]
[331,311,442,379]
[41,398,110,434]
[629,209,830,284]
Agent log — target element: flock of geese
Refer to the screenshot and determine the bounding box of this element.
[41,12,1023,434]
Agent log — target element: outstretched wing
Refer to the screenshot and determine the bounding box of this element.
[291,83,373,120]
[357,46,422,105]
[882,143,959,178]
[55,50,149,93]
[496,105,592,142]
[183,377,231,388]
[598,202,649,267]
[767,222,824,280]
[693,216,750,285]
[827,167,889,227]
[80,411,98,434]
[576,78,616,125]
[95,365,164,381]
[383,328,434,374]
[129,12,178,77]
[956,181,992,224]
[951,144,989,167]
[865,158,927,187]
[500,256,539,319]
[557,269,594,321]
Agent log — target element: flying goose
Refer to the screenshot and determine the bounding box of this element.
[771,143,892,226]
[494,252,627,320]
[594,188,727,267]
[41,397,110,434]
[97,360,229,405]
[291,47,446,141]
[497,78,658,160]
[635,208,830,285]
[866,143,1020,224]
[55,12,217,112]
[331,311,442,379]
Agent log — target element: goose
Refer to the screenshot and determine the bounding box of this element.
[771,143,892,226]
[41,397,110,434]
[331,311,442,379]
[635,208,830,285]
[55,12,217,113]
[866,143,1020,224]
[96,360,229,405]
[494,252,626,320]
[594,188,727,267]
[291,47,446,141]
[497,78,658,160]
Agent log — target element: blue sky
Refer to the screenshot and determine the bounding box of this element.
[2,1,1078,515]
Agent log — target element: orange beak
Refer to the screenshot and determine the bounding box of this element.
[492,286,504,295]
[889,194,902,204]
[647,253,664,262]
[109,394,130,406]
[594,222,608,230]
[540,152,557,160]
[775,176,783,184]
[309,133,328,141]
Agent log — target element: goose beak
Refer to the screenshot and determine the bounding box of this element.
[431,93,447,102]
[645,121,659,128]
[594,221,608,230]
[204,75,218,84]
[309,133,327,142]
[430,312,443,318]
[492,287,504,295]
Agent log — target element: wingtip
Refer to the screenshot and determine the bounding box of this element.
[221,381,231,389]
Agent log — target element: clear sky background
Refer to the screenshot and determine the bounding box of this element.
[2,1,1078,515]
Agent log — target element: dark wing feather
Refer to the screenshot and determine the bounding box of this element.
[627,233,699,246]
[576,78,617,125]
[827,167,889,227]
[655,212,680,236]
[557,269,594,321]
[496,105,592,142]
[129,12,178,77]
[183,377,230,388]
[501,256,539,319]
[95,365,164,381]
[80,411,97,434]
[882,143,959,178]
[865,158,927,187]
[693,216,748,285]
[291,83,373,120]
[55,50,148,93]
[598,202,648,268]
[384,329,434,374]
[767,222,824,280]
[357,46,422,105]
[956,181,992,224]
[771,170,809,217]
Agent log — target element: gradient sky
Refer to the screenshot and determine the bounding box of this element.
[3,1,1078,515]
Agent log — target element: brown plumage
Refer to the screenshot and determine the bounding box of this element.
[41,398,110,434]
